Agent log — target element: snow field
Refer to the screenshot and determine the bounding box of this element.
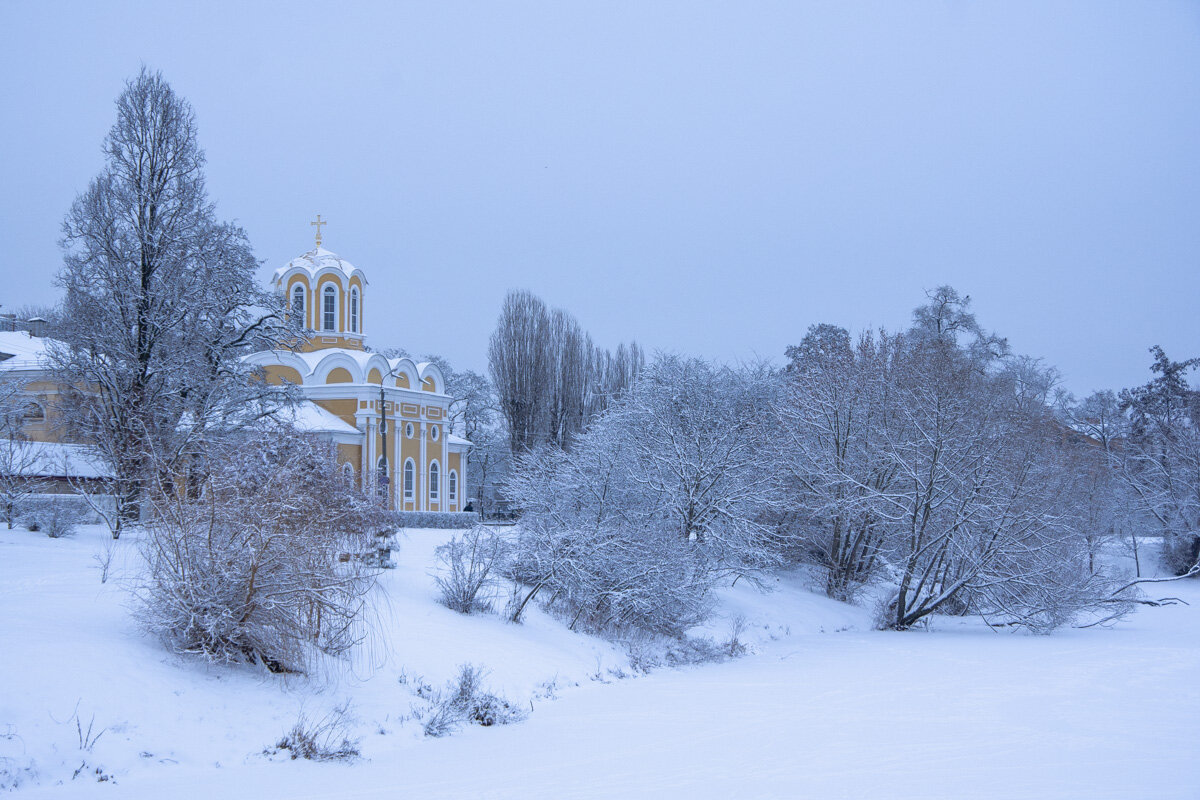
[2,523,1198,798]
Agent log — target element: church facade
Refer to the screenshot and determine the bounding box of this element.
[246,226,469,512]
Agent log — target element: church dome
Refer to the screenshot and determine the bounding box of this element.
[272,247,368,285]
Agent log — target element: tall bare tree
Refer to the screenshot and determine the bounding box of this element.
[488,289,642,455]
[54,68,293,530]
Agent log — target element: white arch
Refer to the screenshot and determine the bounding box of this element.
[389,357,420,388]
[448,469,458,504]
[362,353,393,381]
[309,351,365,384]
[416,362,446,394]
[312,266,353,291]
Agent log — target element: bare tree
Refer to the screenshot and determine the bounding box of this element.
[488,290,642,455]
[776,324,903,599]
[779,288,1134,631]
[1118,346,1200,576]
[1062,390,1132,575]
[53,68,294,530]
[870,290,1124,631]
[488,290,553,453]
[467,421,511,520]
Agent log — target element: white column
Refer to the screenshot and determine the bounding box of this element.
[359,414,369,491]
[367,415,376,495]
[419,419,428,511]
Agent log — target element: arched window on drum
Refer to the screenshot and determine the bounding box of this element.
[322,285,337,331]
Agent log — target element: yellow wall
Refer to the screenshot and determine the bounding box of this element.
[263,365,304,386]
[400,426,420,511]
[326,367,353,384]
[336,443,362,488]
[314,398,358,427]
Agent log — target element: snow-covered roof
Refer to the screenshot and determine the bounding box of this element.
[272,247,367,284]
[0,332,55,372]
[274,400,360,436]
[447,433,472,449]
[4,440,112,479]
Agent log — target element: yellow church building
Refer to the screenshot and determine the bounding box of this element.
[247,222,470,512]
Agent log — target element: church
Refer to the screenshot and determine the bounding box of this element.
[0,218,469,513]
[246,218,470,512]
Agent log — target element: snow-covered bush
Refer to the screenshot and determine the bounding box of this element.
[506,356,780,637]
[434,526,508,614]
[20,497,87,538]
[394,511,480,529]
[17,495,93,538]
[420,664,525,737]
[135,427,391,673]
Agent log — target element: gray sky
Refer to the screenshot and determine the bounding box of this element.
[3,1,1198,395]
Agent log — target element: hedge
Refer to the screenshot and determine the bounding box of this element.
[392,511,481,530]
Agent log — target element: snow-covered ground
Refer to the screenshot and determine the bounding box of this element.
[2,524,1197,798]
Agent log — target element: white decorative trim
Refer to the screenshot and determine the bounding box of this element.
[419,420,428,511]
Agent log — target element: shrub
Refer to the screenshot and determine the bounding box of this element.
[28,503,81,538]
[395,511,480,530]
[16,494,101,524]
[271,702,360,762]
[434,526,507,614]
[420,664,525,737]
[135,427,391,673]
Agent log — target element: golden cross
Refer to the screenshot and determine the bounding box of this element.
[310,214,328,248]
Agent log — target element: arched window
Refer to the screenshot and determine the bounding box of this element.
[448,470,457,504]
[322,285,337,331]
[21,402,44,423]
[403,459,415,501]
[429,461,440,502]
[291,285,305,322]
[349,287,360,334]
[342,462,354,484]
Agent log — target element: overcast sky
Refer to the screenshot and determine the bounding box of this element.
[3,1,1198,395]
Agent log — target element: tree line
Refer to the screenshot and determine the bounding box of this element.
[497,287,1198,635]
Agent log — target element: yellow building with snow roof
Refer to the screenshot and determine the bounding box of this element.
[246,225,469,512]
